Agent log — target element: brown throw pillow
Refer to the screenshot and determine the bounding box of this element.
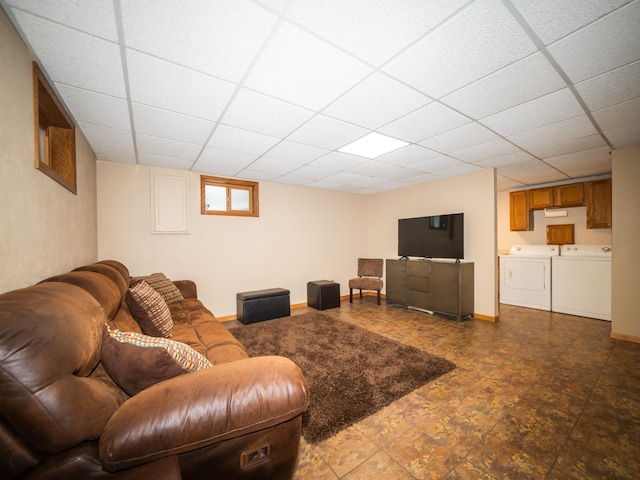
[125,280,173,338]
[100,326,213,396]
[130,273,184,304]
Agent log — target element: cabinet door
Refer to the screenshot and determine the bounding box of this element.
[385,260,406,303]
[430,262,459,315]
[528,187,554,209]
[586,179,612,229]
[406,261,430,309]
[554,183,584,207]
[509,191,531,231]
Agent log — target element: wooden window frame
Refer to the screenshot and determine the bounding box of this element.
[33,62,77,194]
[200,175,259,217]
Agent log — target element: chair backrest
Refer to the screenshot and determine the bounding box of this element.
[357,258,383,278]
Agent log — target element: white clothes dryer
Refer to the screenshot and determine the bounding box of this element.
[500,245,560,311]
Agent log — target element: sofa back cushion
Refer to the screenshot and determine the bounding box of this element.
[0,282,127,454]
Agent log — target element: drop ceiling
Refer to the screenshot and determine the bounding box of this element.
[3,0,639,194]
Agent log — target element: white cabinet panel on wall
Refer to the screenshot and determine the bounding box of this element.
[150,169,189,234]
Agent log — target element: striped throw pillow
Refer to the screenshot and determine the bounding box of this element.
[125,280,173,337]
[130,273,184,304]
[101,326,213,396]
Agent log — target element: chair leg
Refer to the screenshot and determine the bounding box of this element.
[349,288,353,303]
[359,289,363,299]
[377,290,380,305]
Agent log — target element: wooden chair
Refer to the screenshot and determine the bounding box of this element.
[348,258,384,305]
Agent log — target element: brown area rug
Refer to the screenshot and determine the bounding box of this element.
[229,312,456,443]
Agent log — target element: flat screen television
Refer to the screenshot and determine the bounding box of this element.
[397,213,464,260]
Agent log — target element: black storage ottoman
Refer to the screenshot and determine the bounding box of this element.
[307,280,340,310]
[236,288,290,325]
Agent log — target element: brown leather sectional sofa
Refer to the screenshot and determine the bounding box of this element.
[0,260,309,479]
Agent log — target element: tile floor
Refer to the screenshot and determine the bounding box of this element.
[257,298,639,479]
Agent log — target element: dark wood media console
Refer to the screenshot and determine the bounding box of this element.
[386,259,474,321]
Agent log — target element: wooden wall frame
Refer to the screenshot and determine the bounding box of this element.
[33,62,77,194]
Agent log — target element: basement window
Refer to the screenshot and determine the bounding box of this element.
[33,62,77,194]
[201,175,259,217]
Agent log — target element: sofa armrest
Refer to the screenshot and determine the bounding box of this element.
[99,356,309,472]
[172,279,197,299]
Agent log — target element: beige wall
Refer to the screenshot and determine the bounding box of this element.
[497,186,612,254]
[611,146,640,341]
[0,9,97,293]
[97,162,369,316]
[368,168,498,318]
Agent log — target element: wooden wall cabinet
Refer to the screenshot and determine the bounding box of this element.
[554,183,584,207]
[529,187,554,209]
[386,259,474,321]
[546,224,575,245]
[509,191,532,231]
[586,178,612,229]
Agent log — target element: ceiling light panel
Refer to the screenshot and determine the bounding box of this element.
[207,125,280,156]
[547,1,640,84]
[131,103,215,145]
[510,0,631,45]
[440,53,566,119]
[55,84,131,131]
[244,23,372,110]
[286,115,369,150]
[126,50,236,122]
[338,133,408,159]
[6,0,118,40]
[380,102,469,143]
[120,0,277,82]
[222,88,315,138]
[575,60,640,111]
[383,0,537,98]
[286,0,470,67]
[11,11,126,97]
[323,73,430,129]
[481,88,585,137]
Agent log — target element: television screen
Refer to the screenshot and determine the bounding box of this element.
[398,213,464,260]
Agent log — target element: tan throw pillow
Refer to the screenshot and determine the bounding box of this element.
[100,326,212,396]
[130,273,184,304]
[125,280,173,338]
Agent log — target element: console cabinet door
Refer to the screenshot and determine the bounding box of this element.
[406,261,430,309]
[385,260,406,304]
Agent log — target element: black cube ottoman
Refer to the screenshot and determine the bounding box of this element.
[236,288,290,325]
[307,280,340,310]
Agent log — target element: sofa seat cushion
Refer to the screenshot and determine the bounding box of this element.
[101,327,213,396]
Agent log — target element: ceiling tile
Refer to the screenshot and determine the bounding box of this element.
[120,0,277,82]
[508,115,598,151]
[138,153,194,170]
[136,134,202,161]
[575,60,640,111]
[383,0,536,98]
[510,0,632,45]
[431,163,482,178]
[497,175,526,190]
[207,125,280,156]
[195,147,258,177]
[255,0,289,13]
[242,157,300,175]
[377,145,442,167]
[245,23,373,110]
[498,160,568,185]
[324,73,430,129]
[132,103,215,145]
[440,53,566,119]
[78,122,133,151]
[547,1,640,83]
[604,122,640,149]
[475,151,537,169]
[222,88,315,138]
[283,165,334,181]
[527,134,608,159]
[126,50,237,121]
[481,88,584,137]
[419,123,499,154]
[6,0,118,40]
[55,84,130,130]
[593,98,640,132]
[238,169,281,182]
[449,139,520,163]
[307,152,367,171]
[380,102,469,143]
[93,146,136,164]
[408,156,466,174]
[261,140,329,164]
[545,146,612,178]
[345,160,413,180]
[286,0,469,66]
[11,11,125,97]
[286,115,369,150]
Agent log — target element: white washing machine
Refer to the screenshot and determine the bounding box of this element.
[500,245,560,311]
[552,245,612,321]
